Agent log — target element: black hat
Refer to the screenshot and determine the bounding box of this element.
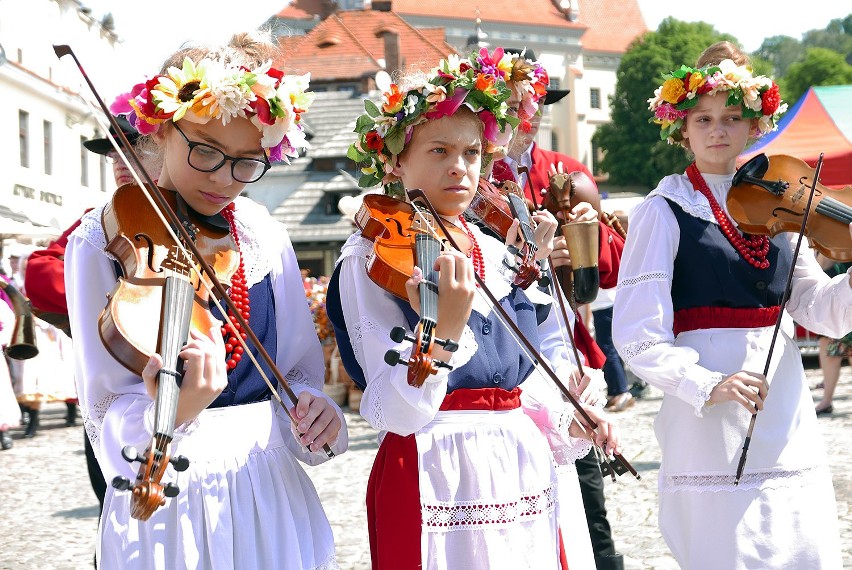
[502,47,570,105]
[83,115,140,156]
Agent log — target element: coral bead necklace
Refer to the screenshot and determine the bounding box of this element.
[220,203,250,370]
[458,216,485,284]
[687,163,770,269]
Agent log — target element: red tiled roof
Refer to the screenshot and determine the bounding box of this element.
[577,0,647,53]
[275,9,455,81]
[275,0,325,19]
[390,0,586,29]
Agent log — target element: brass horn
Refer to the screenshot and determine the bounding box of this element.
[0,280,39,360]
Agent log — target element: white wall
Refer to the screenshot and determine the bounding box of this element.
[0,0,120,229]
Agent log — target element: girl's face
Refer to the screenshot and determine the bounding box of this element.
[155,116,265,216]
[682,92,752,175]
[396,111,483,219]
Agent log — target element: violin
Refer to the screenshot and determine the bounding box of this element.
[468,178,546,288]
[355,193,471,387]
[104,183,239,521]
[729,153,852,261]
[54,43,334,523]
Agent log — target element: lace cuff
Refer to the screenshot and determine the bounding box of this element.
[618,270,671,291]
[620,338,664,364]
[676,369,724,417]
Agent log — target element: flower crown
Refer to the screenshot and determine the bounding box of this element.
[648,59,786,146]
[110,56,314,163]
[348,48,549,193]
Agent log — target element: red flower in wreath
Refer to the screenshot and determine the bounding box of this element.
[761,84,781,116]
[365,131,384,152]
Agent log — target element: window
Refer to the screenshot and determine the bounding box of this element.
[43,120,52,175]
[18,110,29,168]
[80,136,89,186]
[591,140,602,176]
[590,88,601,110]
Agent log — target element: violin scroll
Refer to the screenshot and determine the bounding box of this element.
[111,443,190,521]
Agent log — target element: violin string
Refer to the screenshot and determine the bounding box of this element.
[81,98,296,427]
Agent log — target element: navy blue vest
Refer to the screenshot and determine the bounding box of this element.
[666,198,792,311]
[327,261,550,392]
[208,273,278,407]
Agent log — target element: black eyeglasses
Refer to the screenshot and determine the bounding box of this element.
[172,123,271,183]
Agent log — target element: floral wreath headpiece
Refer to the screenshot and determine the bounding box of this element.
[110,56,315,163]
[648,59,786,146]
[348,48,549,194]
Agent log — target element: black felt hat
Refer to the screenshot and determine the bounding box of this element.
[502,47,570,105]
[83,115,140,156]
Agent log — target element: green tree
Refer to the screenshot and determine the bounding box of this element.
[802,16,852,59]
[754,35,804,76]
[784,47,852,104]
[593,18,735,189]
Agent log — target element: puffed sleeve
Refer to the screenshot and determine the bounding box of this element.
[612,196,725,416]
[334,237,477,436]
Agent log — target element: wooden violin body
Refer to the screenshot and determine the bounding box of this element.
[355,193,472,300]
[729,154,852,261]
[355,193,470,386]
[468,178,545,288]
[101,183,239,520]
[99,184,240,374]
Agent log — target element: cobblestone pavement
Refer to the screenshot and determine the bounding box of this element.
[0,361,849,569]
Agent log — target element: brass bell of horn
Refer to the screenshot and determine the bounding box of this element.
[0,281,39,360]
[561,219,600,304]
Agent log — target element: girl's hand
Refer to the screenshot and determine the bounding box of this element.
[549,235,571,270]
[291,391,342,453]
[567,201,598,223]
[568,369,606,407]
[503,210,558,262]
[404,250,475,361]
[708,370,767,412]
[569,404,619,456]
[143,325,228,427]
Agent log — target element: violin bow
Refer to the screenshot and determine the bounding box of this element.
[54,44,334,458]
[734,153,825,483]
[518,165,587,378]
[408,189,640,480]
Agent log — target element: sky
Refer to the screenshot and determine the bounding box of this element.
[81,0,849,87]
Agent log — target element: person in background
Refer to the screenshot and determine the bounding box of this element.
[25,114,144,517]
[0,271,19,450]
[813,253,852,415]
[492,48,628,570]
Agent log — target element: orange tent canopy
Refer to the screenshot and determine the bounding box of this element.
[738,85,852,189]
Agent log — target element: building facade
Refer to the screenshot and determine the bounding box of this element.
[0,0,120,231]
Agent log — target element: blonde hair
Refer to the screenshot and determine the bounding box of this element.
[695,41,750,68]
[159,30,281,73]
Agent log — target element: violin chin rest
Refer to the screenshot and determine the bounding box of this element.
[733,154,769,186]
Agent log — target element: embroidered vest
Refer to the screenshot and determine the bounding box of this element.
[666,198,792,312]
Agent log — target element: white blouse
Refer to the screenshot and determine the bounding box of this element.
[65,197,346,481]
[613,173,852,415]
[335,220,595,447]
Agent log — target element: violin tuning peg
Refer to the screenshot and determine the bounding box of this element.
[111,476,132,491]
[502,259,519,274]
[434,360,454,371]
[507,245,520,256]
[437,338,458,352]
[384,350,404,367]
[389,326,415,344]
[537,274,551,288]
[163,483,180,498]
[170,455,190,472]
[120,446,140,464]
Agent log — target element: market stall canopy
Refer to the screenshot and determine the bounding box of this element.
[0,206,60,240]
[738,85,852,189]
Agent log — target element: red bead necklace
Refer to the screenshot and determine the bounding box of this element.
[220,203,250,371]
[686,163,770,270]
[458,216,485,284]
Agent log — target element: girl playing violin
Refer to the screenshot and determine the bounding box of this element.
[613,41,847,568]
[328,51,617,569]
[65,32,347,569]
